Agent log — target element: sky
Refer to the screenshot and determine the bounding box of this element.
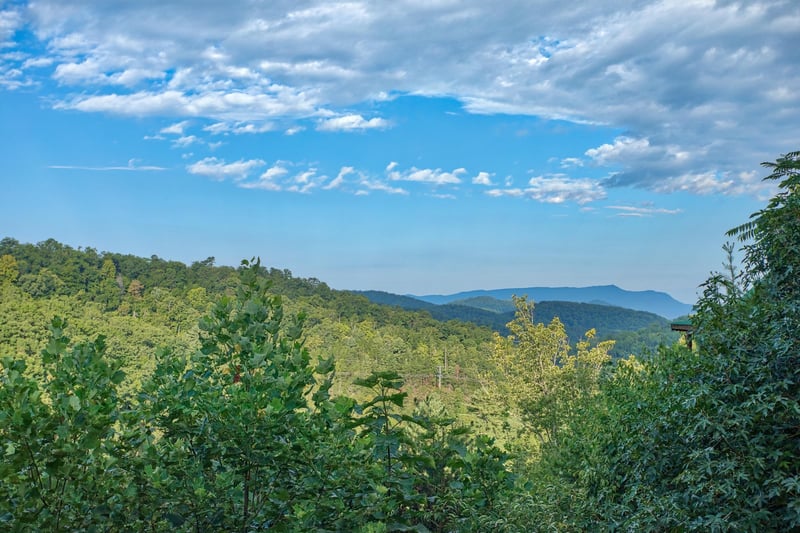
[0,0,797,304]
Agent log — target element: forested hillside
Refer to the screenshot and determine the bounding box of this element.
[356,290,677,357]
[0,238,500,407]
[416,284,692,319]
[1,152,797,531]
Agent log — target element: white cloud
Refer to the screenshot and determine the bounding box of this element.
[526,175,606,204]
[606,205,682,217]
[57,88,319,121]
[186,157,264,181]
[48,159,165,171]
[173,135,199,147]
[261,165,289,180]
[239,179,282,191]
[324,166,355,190]
[316,114,390,132]
[203,122,230,135]
[472,171,493,186]
[22,57,54,68]
[388,165,465,185]
[203,121,275,135]
[2,0,796,197]
[487,175,606,204]
[0,9,22,44]
[236,164,328,193]
[486,188,524,198]
[585,136,654,166]
[237,164,288,190]
[111,68,165,87]
[286,169,326,194]
[652,172,737,196]
[358,179,408,196]
[160,121,190,135]
[0,8,30,88]
[232,122,275,134]
[582,135,779,196]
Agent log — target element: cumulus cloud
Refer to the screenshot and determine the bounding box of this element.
[0,8,31,88]
[324,166,356,190]
[588,136,777,196]
[487,175,606,204]
[357,178,408,196]
[186,157,264,181]
[173,135,199,147]
[472,171,493,186]
[56,88,319,121]
[286,169,323,193]
[0,8,21,42]
[560,157,583,168]
[203,121,275,135]
[160,121,190,135]
[585,137,656,166]
[387,165,465,185]
[238,164,288,191]
[186,158,413,196]
[321,165,409,195]
[1,0,796,196]
[316,114,390,132]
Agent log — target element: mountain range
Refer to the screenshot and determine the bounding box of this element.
[413,285,692,319]
[353,290,683,357]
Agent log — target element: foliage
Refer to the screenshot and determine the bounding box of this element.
[491,296,613,448]
[522,150,800,531]
[0,254,18,285]
[0,318,127,530]
[359,289,673,346]
[1,258,516,531]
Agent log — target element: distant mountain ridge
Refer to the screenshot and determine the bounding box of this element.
[413,285,692,319]
[353,290,678,358]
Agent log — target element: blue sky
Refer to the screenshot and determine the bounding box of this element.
[1,1,797,303]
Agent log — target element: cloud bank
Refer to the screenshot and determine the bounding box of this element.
[1,0,796,196]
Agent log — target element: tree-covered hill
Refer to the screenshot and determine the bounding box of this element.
[416,283,693,319]
[0,237,500,405]
[355,289,676,356]
[450,295,517,313]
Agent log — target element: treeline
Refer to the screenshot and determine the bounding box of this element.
[357,290,677,357]
[0,237,499,411]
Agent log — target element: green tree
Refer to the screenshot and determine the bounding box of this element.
[0,254,18,285]
[18,268,64,297]
[96,258,121,311]
[492,296,612,446]
[138,258,342,530]
[0,318,128,530]
[186,285,208,311]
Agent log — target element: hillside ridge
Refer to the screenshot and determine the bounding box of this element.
[413,284,692,319]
